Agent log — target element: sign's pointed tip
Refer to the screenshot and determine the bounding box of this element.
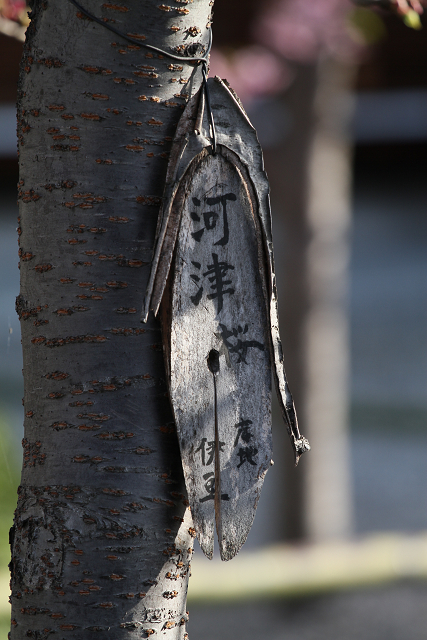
[294,436,310,466]
[219,538,240,562]
[140,298,151,323]
[199,539,214,561]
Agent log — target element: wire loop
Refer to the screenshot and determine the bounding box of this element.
[67,0,217,151]
[201,61,216,155]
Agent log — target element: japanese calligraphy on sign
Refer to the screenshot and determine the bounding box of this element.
[142,77,309,562]
[168,146,273,561]
[190,193,236,246]
[189,254,235,312]
[195,417,258,502]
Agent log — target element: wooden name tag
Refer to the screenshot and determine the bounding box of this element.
[142,77,309,560]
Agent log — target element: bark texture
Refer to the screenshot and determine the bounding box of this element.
[10,0,212,638]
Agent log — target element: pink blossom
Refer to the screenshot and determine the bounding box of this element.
[0,0,27,22]
[256,0,362,63]
[209,45,294,106]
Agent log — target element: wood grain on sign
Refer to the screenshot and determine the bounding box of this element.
[143,77,310,560]
[168,147,272,560]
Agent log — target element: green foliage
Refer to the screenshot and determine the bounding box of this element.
[0,612,10,639]
[348,7,388,44]
[403,8,423,28]
[0,414,19,636]
[0,414,20,570]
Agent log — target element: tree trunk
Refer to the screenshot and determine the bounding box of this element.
[10,1,212,638]
[265,58,354,541]
[301,58,354,540]
[264,64,317,541]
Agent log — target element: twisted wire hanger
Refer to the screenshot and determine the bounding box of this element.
[67,0,216,152]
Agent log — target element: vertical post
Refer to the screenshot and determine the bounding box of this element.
[302,59,355,540]
[266,59,355,541]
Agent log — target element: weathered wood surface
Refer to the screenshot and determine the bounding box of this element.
[143,78,310,560]
[169,147,272,560]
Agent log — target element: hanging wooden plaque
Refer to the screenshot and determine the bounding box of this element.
[142,77,309,561]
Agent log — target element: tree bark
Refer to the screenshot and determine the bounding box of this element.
[10,1,212,638]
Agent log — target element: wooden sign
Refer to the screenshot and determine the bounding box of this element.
[142,77,309,560]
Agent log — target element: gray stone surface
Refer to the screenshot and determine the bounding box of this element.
[188,582,427,640]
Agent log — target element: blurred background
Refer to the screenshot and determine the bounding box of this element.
[0,0,426,638]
